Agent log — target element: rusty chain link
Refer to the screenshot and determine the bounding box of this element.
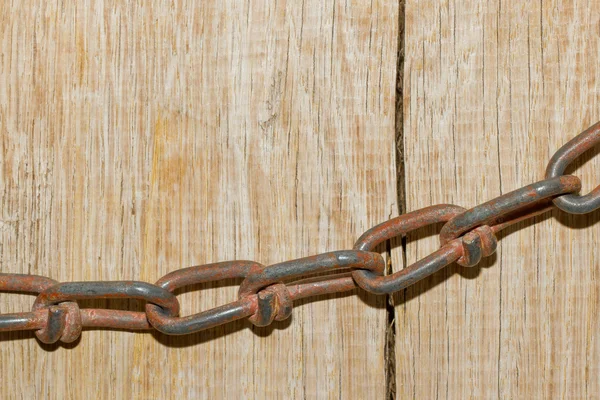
[1,122,599,344]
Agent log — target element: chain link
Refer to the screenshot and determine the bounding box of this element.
[546,121,600,214]
[1,123,599,344]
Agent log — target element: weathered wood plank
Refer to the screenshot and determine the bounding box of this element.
[398,0,600,398]
[0,0,398,398]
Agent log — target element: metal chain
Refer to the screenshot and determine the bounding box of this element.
[1,122,599,344]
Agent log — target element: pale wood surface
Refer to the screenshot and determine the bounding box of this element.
[397,0,600,398]
[0,1,398,399]
[3,1,600,399]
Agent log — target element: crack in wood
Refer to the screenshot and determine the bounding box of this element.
[386,1,405,399]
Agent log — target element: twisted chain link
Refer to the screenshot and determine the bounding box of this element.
[1,122,599,344]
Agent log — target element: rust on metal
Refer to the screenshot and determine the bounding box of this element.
[351,205,466,294]
[0,274,57,292]
[545,121,600,214]
[455,225,497,267]
[238,250,385,297]
[354,204,467,251]
[439,176,581,244]
[146,261,262,335]
[287,274,357,300]
[80,309,151,330]
[353,241,464,294]
[0,310,49,332]
[0,274,58,333]
[31,281,180,343]
[33,281,180,315]
[0,122,598,343]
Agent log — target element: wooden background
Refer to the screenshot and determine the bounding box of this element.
[396,1,600,398]
[0,0,598,399]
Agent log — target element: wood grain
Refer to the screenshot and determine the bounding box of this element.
[397,0,600,398]
[0,1,398,398]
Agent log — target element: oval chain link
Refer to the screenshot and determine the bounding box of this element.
[545,121,600,214]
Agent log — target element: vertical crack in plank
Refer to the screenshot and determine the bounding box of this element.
[386,1,406,399]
